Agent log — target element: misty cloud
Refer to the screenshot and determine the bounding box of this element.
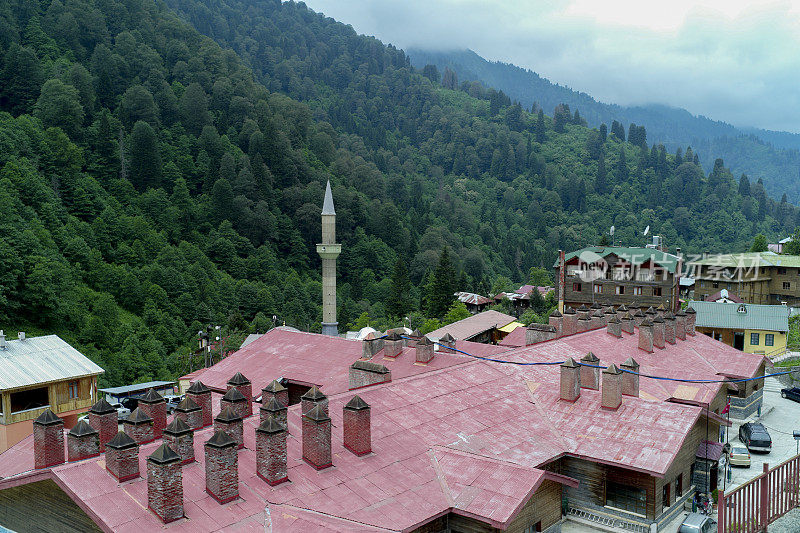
[302,0,800,132]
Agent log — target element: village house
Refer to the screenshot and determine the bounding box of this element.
[691,300,789,357]
[0,332,104,453]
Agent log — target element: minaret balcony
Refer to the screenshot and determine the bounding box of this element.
[316,243,341,259]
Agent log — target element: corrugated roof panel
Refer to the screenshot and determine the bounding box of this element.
[0,335,104,391]
[691,301,789,332]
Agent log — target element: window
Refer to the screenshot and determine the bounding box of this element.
[68,381,79,399]
[616,286,625,295]
[663,482,671,508]
[10,387,49,413]
[778,267,788,275]
[653,287,662,296]
[765,334,774,346]
[783,282,791,290]
[594,284,602,294]
[573,283,582,292]
[633,286,642,295]
[676,474,683,496]
[712,282,719,288]
[606,482,647,516]
[751,332,760,345]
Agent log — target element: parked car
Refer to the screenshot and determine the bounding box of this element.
[739,422,772,453]
[112,403,131,421]
[164,394,183,413]
[120,397,138,411]
[781,387,800,403]
[729,446,751,467]
[679,513,716,533]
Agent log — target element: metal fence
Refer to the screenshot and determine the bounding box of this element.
[718,454,800,532]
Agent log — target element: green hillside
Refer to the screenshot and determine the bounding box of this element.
[0,0,794,386]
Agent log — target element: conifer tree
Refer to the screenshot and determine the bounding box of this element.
[428,247,457,318]
[387,257,412,317]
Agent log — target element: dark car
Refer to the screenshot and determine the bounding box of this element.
[739,422,772,453]
[120,397,139,411]
[781,387,800,403]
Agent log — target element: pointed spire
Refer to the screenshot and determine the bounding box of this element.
[322,180,335,215]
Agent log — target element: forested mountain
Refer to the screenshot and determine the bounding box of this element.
[0,0,795,386]
[407,48,800,202]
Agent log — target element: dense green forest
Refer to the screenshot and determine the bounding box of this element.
[408,48,800,203]
[0,0,796,386]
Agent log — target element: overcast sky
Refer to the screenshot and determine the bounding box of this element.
[302,0,800,133]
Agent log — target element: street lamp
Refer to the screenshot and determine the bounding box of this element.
[793,430,800,456]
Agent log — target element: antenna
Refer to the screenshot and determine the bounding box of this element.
[643,225,650,236]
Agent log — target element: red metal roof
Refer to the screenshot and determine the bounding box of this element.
[427,310,517,341]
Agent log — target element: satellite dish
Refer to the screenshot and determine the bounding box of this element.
[610,225,615,236]
[643,225,650,236]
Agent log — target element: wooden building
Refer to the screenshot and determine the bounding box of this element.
[692,300,789,357]
[0,332,104,452]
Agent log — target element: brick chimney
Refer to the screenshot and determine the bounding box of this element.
[302,403,332,470]
[214,406,244,449]
[560,358,581,402]
[615,304,628,318]
[147,443,183,523]
[620,358,640,397]
[204,431,239,503]
[438,333,456,353]
[67,420,100,462]
[260,396,287,427]
[604,306,617,321]
[105,431,139,481]
[525,323,558,345]
[685,306,696,335]
[601,364,623,410]
[632,309,646,326]
[580,352,600,390]
[348,360,391,389]
[663,312,676,344]
[33,409,65,469]
[362,333,384,359]
[576,304,590,321]
[301,386,328,416]
[256,415,288,486]
[226,372,252,418]
[163,417,194,464]
[186,381,212,427]
[261,380,288,409]
[606,316,622,338]
[563,307,578,336]
[620,312,634,335]
[383,331,404,358]
[343,395,371,456]
[89,398,118,452]
[174,397,203,430]
[652,316,666,349]
[415,337,435,364]
[220,387,248,420]
[577,313,592,332]
[138,388,167,439]
[548,309,564,337]
[124,408,155,444]
[645,306,657,318]
[656,303,667,317]
[638,319,654,353]
[591,309,606,328]
[674,310,687,340]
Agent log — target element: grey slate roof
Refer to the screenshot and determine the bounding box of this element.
[99,381,174,396]
[322,180,335,215]
[690,301,789,332]
[0,335,104,391]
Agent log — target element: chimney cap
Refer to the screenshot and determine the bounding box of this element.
[176,397,200,412]
[222,387,246,402]
[351,360,390,374]
[608,316,621,324]
[227,372,251,386]
[187,381,210,394]
[561,357,579,368]
[69,419,98,437]
[304,403,331,422]
[125,408,153,425]
[657,303,668,311]
[592,309,605,318]
[604,307,617,315]
[385,331,403,341]
[664,311,676,320]
[685,307,696,314]
[205,430,237,449]
[256,415,286,434]
[89,397,116,415]
[106,431,138,450]
[163,417,192,436]
[261,397,285,412]
[262,379,287,394]
[640,318,653,327]
[633,309,645,317]
[215,405,242,423]
[549,309,563,318]
[675,309,687,317]
[590,302,603,309]
[645,307,657,315]
[577,304,589,312]
[617,304,628,312]
[416,336,434,346]
[344,395,370,411]
[578,314,591,321]
[603,363,622,375]
[652,315,665,323]
[621,357,640,369]
[139,388,165,404]
[440,333,455,342]
[33,408,62,426]
[527,323,556,332]
[564,307,576,315]
[301,386,327,402]
[621,312,633,321]
[148,443,181,465]
[581,352,600,363]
